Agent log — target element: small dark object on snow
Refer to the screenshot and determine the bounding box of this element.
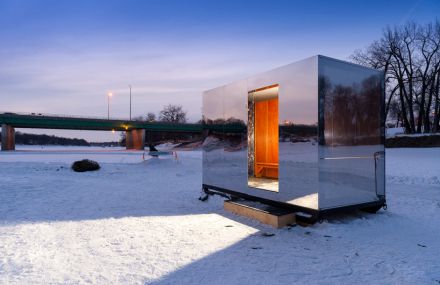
[71,159,100,172]
[149,144,158,152]
[225,225,233,227]
[198,193,209,201]
[417,243,427,248]
[251,246,263,250]
[287,224,297,230]
[261,232,275,237]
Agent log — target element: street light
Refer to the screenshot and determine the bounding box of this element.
[129,85,132,120]
[107,92,112,120]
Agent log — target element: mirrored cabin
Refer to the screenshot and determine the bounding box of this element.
[202,55,385,217]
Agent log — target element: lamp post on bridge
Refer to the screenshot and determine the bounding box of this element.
[107,92,112,120]
[129,85,132,121]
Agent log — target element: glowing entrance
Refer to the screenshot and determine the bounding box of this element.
[248,84,279,192]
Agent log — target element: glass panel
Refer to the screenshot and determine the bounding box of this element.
[247,85,279,192]
[318,56,385,209]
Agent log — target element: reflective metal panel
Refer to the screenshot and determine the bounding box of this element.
[276,58,319,209]
[202,86,226,188]
[318,56,385,209]
[203,55,384,212]
[246,56,319,207]
[220,80,249,193]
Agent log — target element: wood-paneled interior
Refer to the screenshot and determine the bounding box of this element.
[254,97,279,179]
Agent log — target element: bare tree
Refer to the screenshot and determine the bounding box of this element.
[159,104,187,123]
[351,20,440,133]
[388,100,402,127]
[146,112,156,122]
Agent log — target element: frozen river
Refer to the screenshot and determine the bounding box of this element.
[0,146,439,284]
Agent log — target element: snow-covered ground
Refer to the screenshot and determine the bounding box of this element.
[386,127,440,138]
[0,146,439,284]
[386,127,405,137]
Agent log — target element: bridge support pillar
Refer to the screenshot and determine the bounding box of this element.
[1,124,15,151]
[126,129,145,150]
[146,131,153,147]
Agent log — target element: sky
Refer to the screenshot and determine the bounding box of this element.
[0,0,439,142]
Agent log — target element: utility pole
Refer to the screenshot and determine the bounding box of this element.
[129,85,132,120]
[108,92,112,120]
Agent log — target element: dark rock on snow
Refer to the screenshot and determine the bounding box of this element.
[71,159,100,172]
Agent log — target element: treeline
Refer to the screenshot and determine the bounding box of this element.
[352,20,440,134]
[133,104,188,123]
[0,132,90,146]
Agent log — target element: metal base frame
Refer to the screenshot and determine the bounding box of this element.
[202,184,386,223]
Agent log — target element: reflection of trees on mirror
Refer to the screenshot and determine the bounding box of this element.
[279,124,318,144]
[202,117,246,151]
[224,117,246,152]
[320,75,382,146]
[318,76,331,145]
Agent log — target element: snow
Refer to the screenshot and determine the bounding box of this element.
[1,145,145,164]
[386,127,405,137]
[386,148,440,185]
[386,127,440,138]
[0,146,440,284]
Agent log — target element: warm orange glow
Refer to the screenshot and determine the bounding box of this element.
[254,97,279,179]
[108,92,113,97]
[112,129,115,133]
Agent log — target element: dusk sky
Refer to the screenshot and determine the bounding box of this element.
[0,0,439,141]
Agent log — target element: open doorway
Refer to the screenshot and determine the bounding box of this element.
[248,84,279,192]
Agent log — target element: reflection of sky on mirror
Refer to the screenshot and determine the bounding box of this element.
[0,0,438,141]
[320,57,380,87]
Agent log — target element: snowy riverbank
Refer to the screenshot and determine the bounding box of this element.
[0,147,439,284]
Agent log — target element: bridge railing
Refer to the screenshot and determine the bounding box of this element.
[0,111,141,122]
[0,111,205,133]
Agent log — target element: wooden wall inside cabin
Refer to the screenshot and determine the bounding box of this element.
[254,98,279,178]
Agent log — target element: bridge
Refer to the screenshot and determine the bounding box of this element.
[0,112,202,151]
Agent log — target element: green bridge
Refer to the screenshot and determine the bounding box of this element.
[0,112,245,151]
[0,112,202,132]
[0,112,201,151]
